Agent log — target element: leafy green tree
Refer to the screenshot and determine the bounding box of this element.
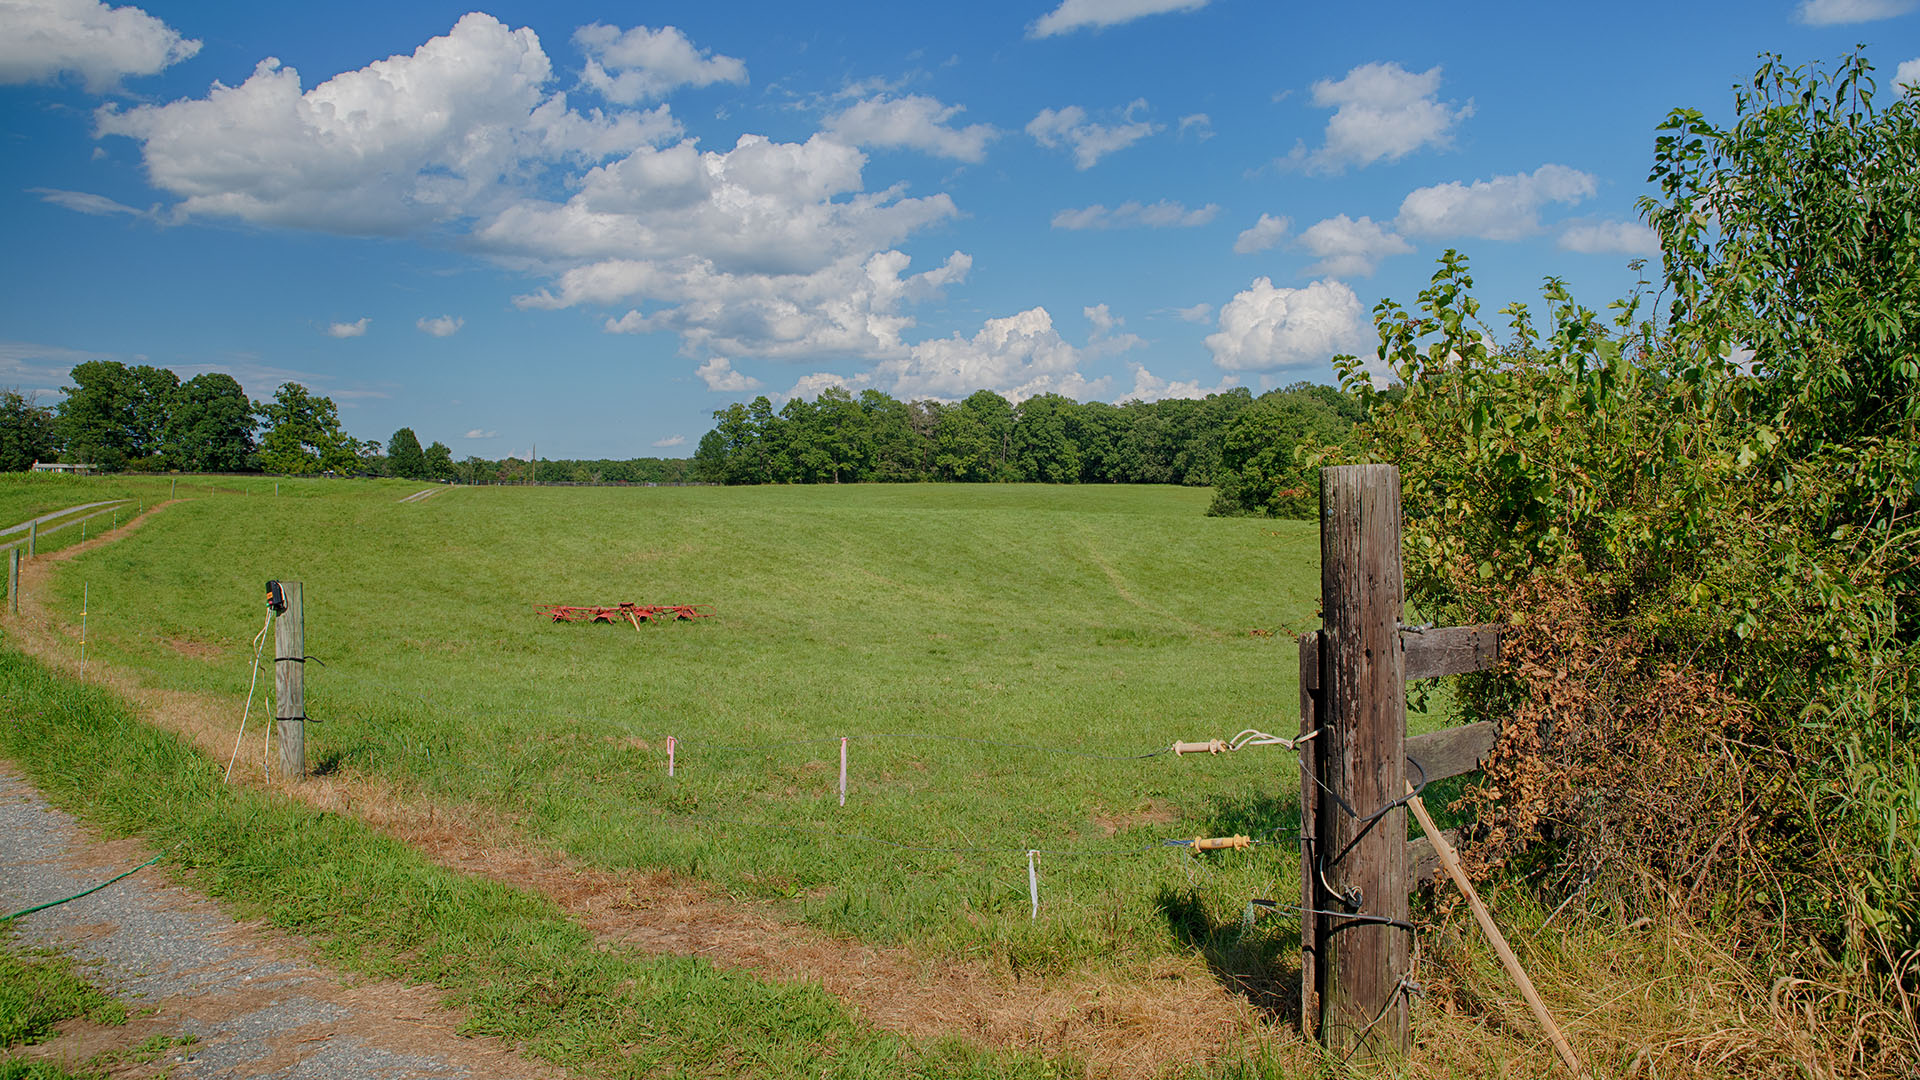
[861,389,921,481]
[1011,393,1081,482]
[0,390,57,472]
[165,373,254,472]
[388,427,428,479]
[256,383,358,475]
[424,440,454,480]
[1206,385,1355,517]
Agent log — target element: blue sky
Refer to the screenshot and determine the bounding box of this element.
[3,0,1917,460]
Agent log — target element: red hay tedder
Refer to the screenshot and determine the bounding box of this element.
[536,603,712,630]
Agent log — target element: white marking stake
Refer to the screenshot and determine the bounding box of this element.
[667,735,676,777]
[1028,850,1040,920]
[839,736,848,806]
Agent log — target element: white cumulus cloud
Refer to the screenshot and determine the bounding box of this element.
[464,428,498,439]
[326,317,369,338]
[1178,113,1213,140]
[1897,58,1920,89]
[0,0,200,92]
[1029,0,1210,37]
[1557,220,1659,256]
[417,314,464,336]
[651,434,686,448]
[1298,214,1412,277]
[1026,100,1159,169]
[1124,364,1237,403]
[875,307,1108,402]
[1296,61,1472,173]
[1233,212,1289,254]
[1051,199,1217,229]
[1172,302,1212,323]
[1796,0,1916,23]
[95,13,679,234]
[697,356,761,392]
[574,23,746,102]
[1204,278,1369,372]
[1396,164,1597,241]
[824,93,994,162]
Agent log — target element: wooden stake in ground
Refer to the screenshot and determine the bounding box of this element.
[1314,464,1410,1058]
[1405,783,1584,1077]
[274,581,306,779]
[7,548,17,615]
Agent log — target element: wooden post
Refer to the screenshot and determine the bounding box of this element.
[274,581,306,779]
[26,521,35,558]
[7,547,17,615]
[1298,630,1322,1037]
[1313,464,1410,1058]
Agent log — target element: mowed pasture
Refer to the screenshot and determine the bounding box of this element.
[24,481,1443,974]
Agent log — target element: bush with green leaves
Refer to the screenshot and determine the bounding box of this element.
[1323,52,1920,1047]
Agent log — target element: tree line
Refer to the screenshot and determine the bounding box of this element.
[691,383,1366,513]
[0,360,692,485]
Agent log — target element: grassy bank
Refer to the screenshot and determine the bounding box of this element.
[0,643,1070,1080]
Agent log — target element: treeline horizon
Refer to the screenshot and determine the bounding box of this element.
[691,383,1366,516]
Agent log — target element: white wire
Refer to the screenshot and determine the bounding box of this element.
[224,611,274,784]
[1228,727,1320,752]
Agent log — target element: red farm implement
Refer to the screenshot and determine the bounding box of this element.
[536,603,711,630]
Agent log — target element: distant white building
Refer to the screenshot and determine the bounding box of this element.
[30,462,93,474]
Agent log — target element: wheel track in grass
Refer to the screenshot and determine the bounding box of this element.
[2,501,1284,1080]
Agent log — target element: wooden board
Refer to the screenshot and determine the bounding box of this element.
[1405,721,1497,785]
[1408,829,1461,883]
[1403,624,1502,680]
[1297,631,1321,1039]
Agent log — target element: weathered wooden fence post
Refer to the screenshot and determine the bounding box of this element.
[26,521,35,558]
[274,580,306,779]
[7,547,17,614]
[1311,463,1410,1058]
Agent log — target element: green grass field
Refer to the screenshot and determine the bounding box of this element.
[19,481,1452,973]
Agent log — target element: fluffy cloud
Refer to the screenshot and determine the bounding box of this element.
[1029,0,1210,37]
[0,0,200,92]
[696,356,761,392]
[873,307,1108,401]
[1897,58,1920,89]
[1051,199,1217,229]
[574,23,746,103]
[1557,220,1659,256]
[488,136,955,277]
[1298,214,1411,276]
[1204,278,1369,372]
[464,428,498,439]
[652,434,686,448]
[1297,61,1472,173]
[1124,364,1237,402]
[1396,164,1596,241]
[1026,100,1159,168]
[824,93,994,162]
[95,13,677,233]
[1082,303,1144,356]
[1233,212,1289,254]
[1795,0,1916,23]
[1172,302,1212,323]
[417,314,464,336]
[326,317,369,338]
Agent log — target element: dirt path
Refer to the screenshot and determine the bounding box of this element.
[2,503,1280,1079]
[0,766,564,1080]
